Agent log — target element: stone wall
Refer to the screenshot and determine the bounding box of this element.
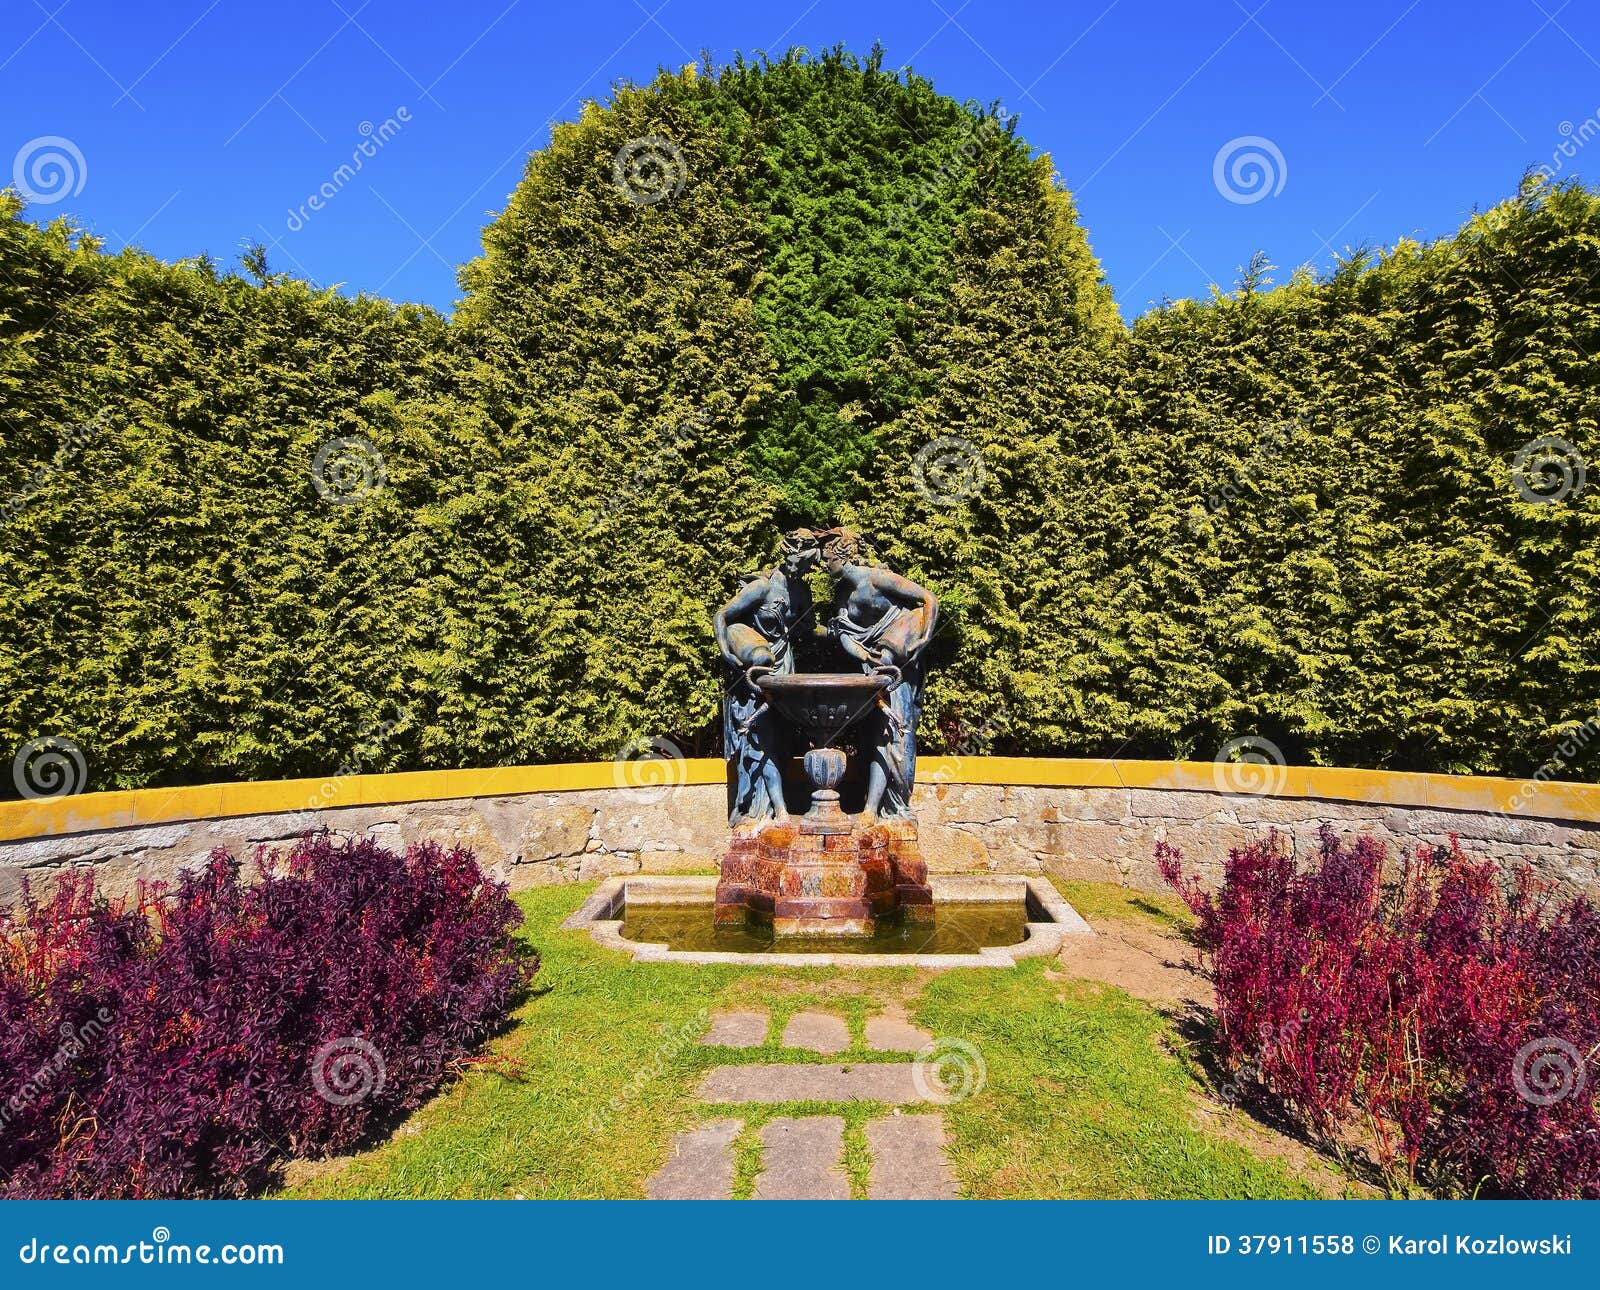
[919,783,1600,897]
[3,778,1597,904]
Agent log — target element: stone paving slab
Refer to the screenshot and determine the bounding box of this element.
[782,1010,850,1054]
[754,1117,849,1199]
[701,1010,769,1048]
[864,1013,933,1053]
[645,1119,741,1199]
[866,1115,958,1199]
[698,1063,929,1104]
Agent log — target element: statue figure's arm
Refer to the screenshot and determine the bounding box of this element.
[836,631,878,665]
[871,568,939,658]
[713,577,768,670]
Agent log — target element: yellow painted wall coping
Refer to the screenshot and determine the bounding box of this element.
[0,757,1595,845]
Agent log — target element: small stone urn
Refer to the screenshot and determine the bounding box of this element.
[801,746,849,832]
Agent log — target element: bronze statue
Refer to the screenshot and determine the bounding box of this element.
[714,529,821,823]
[714,528,941,934]
[820,528,938,818]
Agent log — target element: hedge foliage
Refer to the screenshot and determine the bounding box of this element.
[1,48,1597,790]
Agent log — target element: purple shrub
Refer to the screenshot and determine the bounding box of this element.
[0,835,536,1199]
[1162,827,1600,1198]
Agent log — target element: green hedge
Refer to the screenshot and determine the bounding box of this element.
[1,50,1596,791]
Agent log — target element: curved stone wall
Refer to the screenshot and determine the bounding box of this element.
[1,758,1596,904]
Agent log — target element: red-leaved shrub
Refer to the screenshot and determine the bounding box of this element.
[0,834,536,1198]
[1161,827,1600,1198]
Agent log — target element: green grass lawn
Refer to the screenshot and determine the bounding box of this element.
[278,881,1336,1199]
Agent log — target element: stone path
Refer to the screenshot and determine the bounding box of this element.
[866,1115,959,1199]
[647,1008,959,1200]
[754,1118,850,1199]
[644,1119,741,1200]
[698,1062,928,1104]
[782,1010,850,1053]
[702,1010,769,1047]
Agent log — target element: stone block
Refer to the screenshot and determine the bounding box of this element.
[702,1011,769,1048]
[698,1063,931,1105]
[782,1012,850,1054]
[0,823,191,870]
[1016,817,1127,860]
[515,803,595,861]
[1382,808,1558,847]
[1149,822,1264,875]
[402,810,511,869]
[592,785,725,854]
[924,784,1010,825]
[505,856,582,891]
[864,1013,933,1054]
[637,849,717,873]
[866,1115,957,1200]
[1041,854,1125,886]
[578,853,641,882]
[755,1117,848,1200]
[1127,789,1222,821]
[1036,788,1131,823]
[647,1120,741,1200]
[918,825,991,873]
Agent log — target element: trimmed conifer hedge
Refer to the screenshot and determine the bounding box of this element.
[1,48,1596,790]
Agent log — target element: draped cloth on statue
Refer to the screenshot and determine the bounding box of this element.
[723,574,806,824]
[832,605,922,819]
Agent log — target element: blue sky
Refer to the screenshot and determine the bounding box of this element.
[6,0,1599,318]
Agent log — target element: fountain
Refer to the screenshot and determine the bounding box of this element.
[713,529,936,937]
[563,525,1089,965]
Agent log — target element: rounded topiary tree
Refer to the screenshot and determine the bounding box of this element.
[452,47,1124,758]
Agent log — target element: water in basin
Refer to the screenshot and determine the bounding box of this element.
[621,899,1028,955]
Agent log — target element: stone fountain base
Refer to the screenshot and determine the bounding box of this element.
[715,816,933,937]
